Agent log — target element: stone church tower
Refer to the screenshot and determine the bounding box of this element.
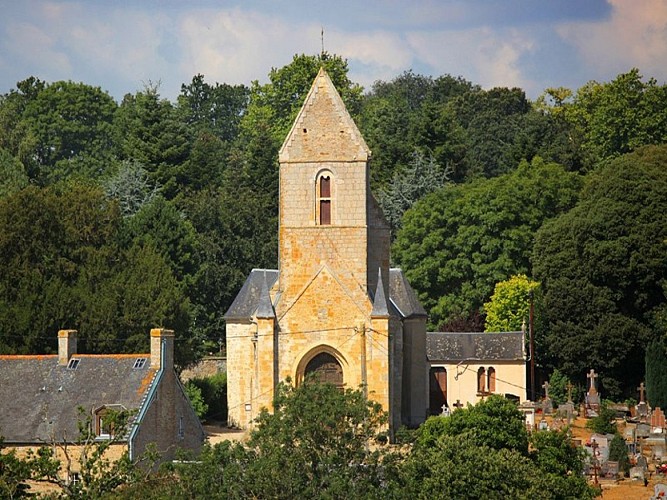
[225,68,427,433]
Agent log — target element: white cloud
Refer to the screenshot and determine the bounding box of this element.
[557,0,667,82]
[406,27,535,90]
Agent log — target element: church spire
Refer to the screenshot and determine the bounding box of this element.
[371,268,390,318]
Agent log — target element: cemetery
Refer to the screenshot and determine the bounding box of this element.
[524,369,667,499]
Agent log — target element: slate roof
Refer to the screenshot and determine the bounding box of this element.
[0,354,156,444]
[427,331,525,362]
[389,268,428,319]
[226,268,425,321]
[224,269,279,320]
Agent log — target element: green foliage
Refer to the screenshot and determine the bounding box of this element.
[19,80,118,184]
[0,148,28,198]
[186,372,227,422]
[608,433,630,476]
[565,69,667,168]
[645,339,667,409]
[394,157,582,328]
[184,382,209,420]
[104,159,159,217]
[534,144,667,397]
[416,395,529,455]
[484,274,540,332]
[0,437,34,499]
[585,404,617,435]
[548,369,580,406]
[378,149,450,234]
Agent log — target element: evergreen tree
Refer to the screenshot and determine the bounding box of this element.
[645,339,667,409]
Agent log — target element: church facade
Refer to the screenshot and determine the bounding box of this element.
[225,69,428,432]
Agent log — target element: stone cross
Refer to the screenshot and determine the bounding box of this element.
[542,381,551,399]
[587,369,598,395]
[566,382,574,403]
[638,382,646,403]
[453,399,463,409]
[441,404,450,417]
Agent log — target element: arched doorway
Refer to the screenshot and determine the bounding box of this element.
[304,352,343,389]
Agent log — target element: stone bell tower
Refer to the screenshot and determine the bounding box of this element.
[225,69,427,432]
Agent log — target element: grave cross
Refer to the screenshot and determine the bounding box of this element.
[453,399,464,409]
[638,382,646,403]
[587,369,598,395]
[566,382,574,403]
[590,439,600,485]
[542,381,551,399]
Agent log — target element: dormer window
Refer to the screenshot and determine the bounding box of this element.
[317,172,332,225]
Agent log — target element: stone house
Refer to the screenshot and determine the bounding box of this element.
[225,68,428,433]
[0,328,205,483]
[427,331,527,412]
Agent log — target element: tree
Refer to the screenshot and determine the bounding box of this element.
[645,339,667,409]
[104,160,159,217]
[533,145,667,397]
[394,156,582,329]
[416,395,529,455]
[115,84,190,198]
[0,148,28,198]
[547,369,580,406]
[564,69,667,168]
[19,81,118,184]
[608,433,630,476]
[483,274,540,332]
[378,149,450,234]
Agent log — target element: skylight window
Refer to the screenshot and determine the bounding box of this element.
[133,358,147,369]
[67,358,80,370]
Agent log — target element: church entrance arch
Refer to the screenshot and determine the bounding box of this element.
[304,352,343,388]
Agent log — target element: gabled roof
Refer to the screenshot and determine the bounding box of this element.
[225,269,279,321]
[279,68,370,163]
[389,268,427,319]
[0,354,156,444]
[426,331,525,363]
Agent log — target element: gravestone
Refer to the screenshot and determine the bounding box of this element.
[636,455,648,471]
[629,466,645,480]
[585,369,600,417]
[441,404,450,417]
[651,407,666,432]
[637,382,649,421]
[603,461,619,479]
[542,381,553,415]
[637,422,651,438]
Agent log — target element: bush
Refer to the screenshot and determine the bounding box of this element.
[186,372,227,422]
[585,404,617,435]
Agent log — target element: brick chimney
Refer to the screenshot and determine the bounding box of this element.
[58,329,77,365]
[150,328,174,371]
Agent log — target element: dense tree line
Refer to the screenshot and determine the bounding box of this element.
[1,54,666,398]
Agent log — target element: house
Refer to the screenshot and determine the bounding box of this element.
[426,331,527,413]
[225,68,428,433]
[0,328,205,482]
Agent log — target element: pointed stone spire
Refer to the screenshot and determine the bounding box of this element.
[255,271,275,319]
[371,268,390,318]
[279,68,370,163]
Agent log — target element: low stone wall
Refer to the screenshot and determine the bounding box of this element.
[181,356,226,382]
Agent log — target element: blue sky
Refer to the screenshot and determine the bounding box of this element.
[1,0,666,102]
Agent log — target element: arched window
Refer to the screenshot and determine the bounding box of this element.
[477,367,486,394]
[487,367,496,393]
[317,173,332,225]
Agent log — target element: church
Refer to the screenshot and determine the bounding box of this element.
[224,68,429,433]
[224,68,529,431]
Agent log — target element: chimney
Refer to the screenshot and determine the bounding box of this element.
[58,329,77,365]
[150,328,174,371]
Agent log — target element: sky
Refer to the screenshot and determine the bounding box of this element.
[1,0,666,102]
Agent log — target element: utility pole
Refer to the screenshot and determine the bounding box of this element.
[529,290,535,401]
[359,322,367,399]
